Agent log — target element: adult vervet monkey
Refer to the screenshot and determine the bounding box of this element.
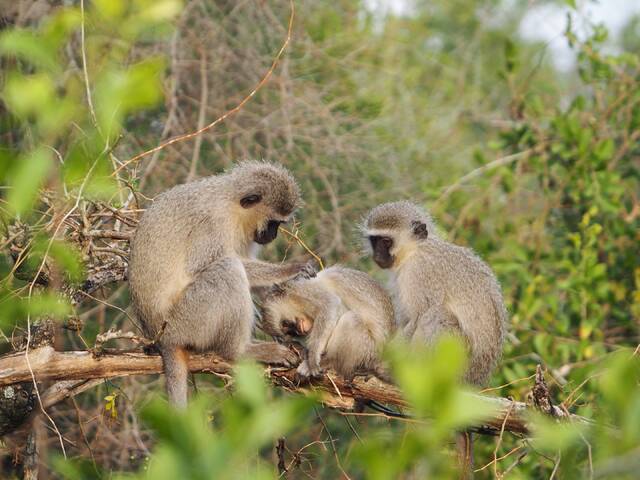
[363,201,508,478]
[129,161,312,407]
[363,201,506,385]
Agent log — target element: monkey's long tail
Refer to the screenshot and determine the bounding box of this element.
[365,400,411,419]
[160,345,189,409]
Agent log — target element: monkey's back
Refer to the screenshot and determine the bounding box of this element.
[318,266,395,343]
[129,178,227,336]
[399,239,507,385]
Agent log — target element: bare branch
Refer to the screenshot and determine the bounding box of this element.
[0,346,597,438]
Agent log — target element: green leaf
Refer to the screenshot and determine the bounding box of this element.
[6,148,52,216]
[3,73,55,118]
[93,0,126,19]
[94,59,165,137]
[530,412,587,452]
[0,30,58,72]
[26,292,72,319]
[45,239,86,284]
[594,138,615,162]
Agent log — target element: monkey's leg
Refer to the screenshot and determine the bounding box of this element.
[297,296,340,377]
[160,345,189,409]
[324,311,374,379]
[169,257,254,361]
[242,259,312,287]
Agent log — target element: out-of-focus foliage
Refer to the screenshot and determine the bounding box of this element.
[54,363,317,480]
[349,338,498,479]
[0,0,180,330]
[0,0,639,478]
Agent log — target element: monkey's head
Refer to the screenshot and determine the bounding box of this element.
[363,201,434,269]
[228,161,301,245]
[260,286,313,340]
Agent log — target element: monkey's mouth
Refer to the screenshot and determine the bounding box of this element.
[254,220,282,244]
[373,254,395,269]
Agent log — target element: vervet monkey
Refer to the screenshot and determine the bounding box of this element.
[363,201,507,387]
[129,161,312,408]
[260,266,394,380]
[363,201,507,478]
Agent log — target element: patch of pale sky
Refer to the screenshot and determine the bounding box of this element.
[363,0,640,71]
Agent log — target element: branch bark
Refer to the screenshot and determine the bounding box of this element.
[0,346,595,438]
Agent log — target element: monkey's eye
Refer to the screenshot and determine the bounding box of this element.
[240,194,262,208]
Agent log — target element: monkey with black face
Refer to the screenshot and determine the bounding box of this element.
[260,266,394,380]
[363,201,507,387]
[129,161,312,408]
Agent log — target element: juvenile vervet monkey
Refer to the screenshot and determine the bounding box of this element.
[363,201,507,387]
[129,161,312,408]
[259,266,395,380]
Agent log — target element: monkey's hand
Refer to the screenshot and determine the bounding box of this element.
[244,342,300,367]
[296,359,322,379]
[292,261,318,281]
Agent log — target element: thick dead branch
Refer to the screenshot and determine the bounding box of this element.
[0,346,595,438]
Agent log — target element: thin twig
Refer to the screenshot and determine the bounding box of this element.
[279,226,324,270]
[186,46,209,181]
[314,407,351,480]
[436,149,532,204]
[479,374,537,394]
[475,445,524,473]
[493,398,515,479]
[549,452,561,479]
[80,0,99,133]
[71,396,99,474]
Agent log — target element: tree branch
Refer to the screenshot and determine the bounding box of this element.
[0,346,595,438]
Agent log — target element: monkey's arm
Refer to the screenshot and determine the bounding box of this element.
[297,293,341,377]
[242,258,314,287]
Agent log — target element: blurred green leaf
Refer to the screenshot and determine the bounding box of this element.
[6,148,52,216]
[0,30,59,72]
[94,59,165,137]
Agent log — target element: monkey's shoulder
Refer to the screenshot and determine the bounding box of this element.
[143,177,222,218]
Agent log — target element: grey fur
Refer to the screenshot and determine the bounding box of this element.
[363,201,507,386]
[260,266,394,379]
[129,161,307,407]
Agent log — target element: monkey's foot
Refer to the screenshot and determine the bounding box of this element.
[295,360,322,381]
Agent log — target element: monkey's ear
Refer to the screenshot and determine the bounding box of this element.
[240,194,262,208]
[411,221,429,239]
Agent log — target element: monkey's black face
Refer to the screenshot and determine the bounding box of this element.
[280,319,299,337]
[254,220,283,244]
[369,236,395,269]
[281,316,312,337]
